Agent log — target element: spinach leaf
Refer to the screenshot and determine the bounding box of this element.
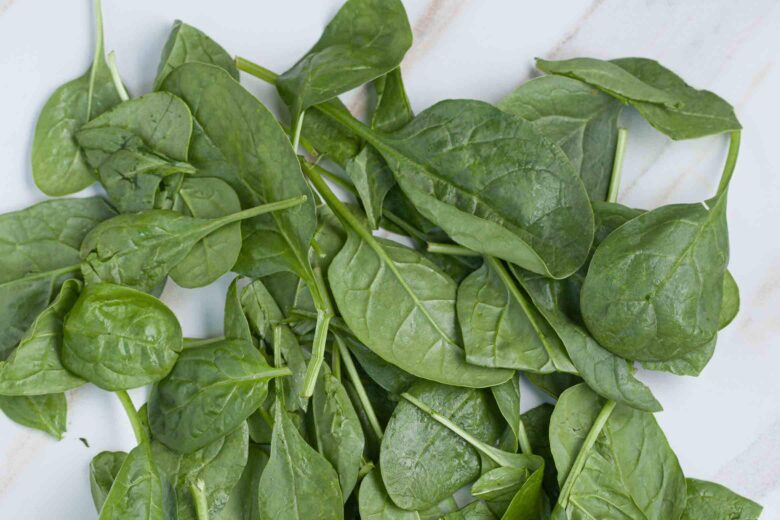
[581,196,729,362]
[311,364,365,500]
[490,376,523,453]
[0,393,67,439]
[80,196,305,293]
[537,57,741,139]
[379,381,504,510]
[526,373,581,400]
[299,98,364,168]
[217,444,268,520]
[31,0,123,196]
[328,232,512,387]
[75,91,195,213]
[550,384,686,519]
[152,422,249,520]
[257,400,344,519]
[442,500,496,520]
[0,279,84,396]
[89,451,127,512]
[223,277,252,342]
[498,75,623,201]
[168,177,243,288]
[346,336,417,395]
[457,257,574,372]
[641,338,717,377]
[681,478,762,520]
[471,466,529,515]
[148,338,289,453]
[719,270,740,329]
[276,0,412,121]
[154,20,239,90]
[499,467,547,520]
[62,283,183,390]
[0,197,115,359]
[359,468,421,520]
[318,99,595,278]
[98,443,167,520]
[521,404,558,500]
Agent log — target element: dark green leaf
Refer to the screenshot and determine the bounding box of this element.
[359,468,421,519]
[345,336,417,395]
[90,451,127,512]
[681,478,762,520]
[0,393,67,439]
[719,270,740,329]
[521,404,558,500]
[98,443,167,520]
[442,501,496,520]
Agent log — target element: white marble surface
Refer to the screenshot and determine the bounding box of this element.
[1,0,779,517]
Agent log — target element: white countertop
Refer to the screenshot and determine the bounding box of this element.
[1,0,779,517]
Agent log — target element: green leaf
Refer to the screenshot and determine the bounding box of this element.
[311,364,365,500]
[31,0,123,196]
[0,279,85,395]
[0,197,115,359]
[642,338,716,377]
[152,422,249,520]
[379,381,504,510]
[223,277,252,342]
[80,197,305,293]
[256,402,343,519]
[719,270,740,329]
[550,384,686,519]
[581,197,729,362]
[526,373,581,400]
[301,98,363,167]
[0,393,67,439]
[490,377,522,452]
[498,75,623,201]
[148,338,288,453]
[161,63,317,281]
[471,466,529,516]
[98,443,167,520]
[89,451,127,512]
[457,258,573,372]
[169,177,243,288]
[442,501,496,520]
[329,232,512,387]
[276,0,412,119]
[359,468,421,519]
[345,336,417,395]
[62,283,183,390]
[75,91,195,213]
[521,404,558,501]
[500,466,547,520]
[153,20,239,90]
[216,444,268,520]
[681,478,762,520]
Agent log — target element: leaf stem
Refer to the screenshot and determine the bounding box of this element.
[606,127,628,203]
[272,325,285,404]
[427,242,480,257]
[302,158,358,197]
[336,335,384,441]
[302,309,333,397]
[115,390,146,445]
[235,56,279,83]
[556,399,617,509]
[291,111,305,152]
[106,51,129,102]
[190,479,209,520]
[716,130,741,197]
[87,0,105,118]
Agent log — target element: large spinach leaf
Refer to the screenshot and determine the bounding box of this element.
[31,0,123,196]
[0,393,67,439]
[62,283,183,390]
[98,443,167,520]
[498,75,623,201]
[89,451,128,512]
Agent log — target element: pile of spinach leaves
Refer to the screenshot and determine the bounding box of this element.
[1,0,761,518]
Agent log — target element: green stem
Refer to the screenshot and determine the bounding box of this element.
[302,309,332,397]
[516,420,533,457]
[87,0,105,118]
[190,480,209,520]
[716,130,741,197]
[115,390,146,445]
[336,335,384,441]
[606,128,628,204]
[273,325,285,403]
[216,195,308,227]
[303,159,358,197]
[106,51,129,102]
[331,339,342,381]
[291,111,305,152]
[235,56,279,83]
[557,399,617,509]
[427,242,480,257]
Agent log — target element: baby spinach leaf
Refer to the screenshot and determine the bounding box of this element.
[148,338,290,453]
[75,91,195,213]
[719,270,740,329]
[329,232,512,388]
[537,57,741,139]
[372,68,415,133]
[31,0,123,196]
[217,444,268,520]
[346,336,417,395]
[168,177,243,288]
[512,267,660,412]
[550,384,686,519]
[0,279,84,396]
[257,401,344,519]
[98,443,167,520]
[498,75,623,201]
[0,393,67,439]
[89,451,127,512]
[299,98,363,167]
[581,196,729,362]
[359,468,421,520]
[223,277,252,342]
[642,338,716,377]
[276,0,412,120]
[311,364,365,500]
[0,197,115,359]
[490,377,523,453]
[380,381,504,511]
[681,478,762,520]
[457,257,574,373]
[161,63,317,281]
[442,500,496,520]
[154,20,239,90]
[80,196,305,293]
[319,99,595,278]
[500,466,547,520]
[152,422,249,520]
[471,466,529,515]
[62,283,183,390]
